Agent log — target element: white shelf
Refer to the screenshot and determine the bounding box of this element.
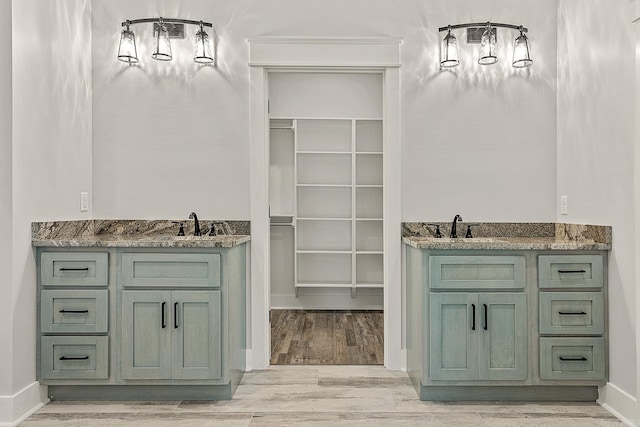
[355,283,384,288]
[297,186,352,218]
[297,217,352,221]
[356,120,383,152]
[297,184,352,188]
[289,118,384,294]
[356,187,383,219]
[356,253,383,285]
[297,153,351,185]
[296,250,352,254]
[297,119,351,152]
[297,151,352,155]
[295,282,353,288]
[270,116,382,121]
[356,154,383,185]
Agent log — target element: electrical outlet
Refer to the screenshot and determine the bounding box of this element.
[80,192,89,212]
[560,196,568,215]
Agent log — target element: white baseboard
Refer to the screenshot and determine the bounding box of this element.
[271,293,383,310]
[598,382,638,426]
[245,349,253,371]
[0,382,48,427]
[400,349,407,372]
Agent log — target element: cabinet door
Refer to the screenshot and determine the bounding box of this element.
[172,291,222,380]
[478,293,527,380]
[121,291,172,379]
[429,293,479,381]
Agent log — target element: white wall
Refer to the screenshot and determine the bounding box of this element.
[10,0,93,406]
[402,1,558,222]
[91,0,557,222]
[557,0,636,410]
[0,0,12,401]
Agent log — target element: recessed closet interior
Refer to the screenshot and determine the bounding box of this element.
[268,72,384,364]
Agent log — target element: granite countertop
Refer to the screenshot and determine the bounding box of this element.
[32,220,251,248]
[402,222,612,251]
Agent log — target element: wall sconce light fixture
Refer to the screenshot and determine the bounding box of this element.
[118,17,215,65]
[438,22,532,68]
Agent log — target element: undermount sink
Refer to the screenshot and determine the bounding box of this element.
[141,235,222,240]
[421,237,506,243]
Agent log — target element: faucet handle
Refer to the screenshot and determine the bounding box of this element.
[171,221,185,236]
[427,224,442,238]
[465,223,480,238]
[208,223,217,236]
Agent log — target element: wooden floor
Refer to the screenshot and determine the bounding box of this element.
[270,310,384,365]
[21,366,623,426]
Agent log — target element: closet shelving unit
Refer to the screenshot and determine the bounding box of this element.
[271,117,383,298]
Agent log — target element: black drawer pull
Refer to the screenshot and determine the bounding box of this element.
[559,356,588,361]
[471,304,475,330]
[174,303,179,329]
[59,309,89,314]
[558,311,587,315]
[558,269,586,274]
[59,356,89,361]
[161,302,167,328]
[59,267,90,271]
[483,304,488,331]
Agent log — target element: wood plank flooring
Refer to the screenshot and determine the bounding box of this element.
[270,310,384,365]
[20,366,624,426]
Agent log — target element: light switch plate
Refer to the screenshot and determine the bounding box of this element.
[560,196,568,215]
[80,192,89,212]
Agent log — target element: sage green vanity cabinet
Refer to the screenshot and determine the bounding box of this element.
[430,292,527,382]
[121,290,221,380]
[538,255,606,382]
[37,252,110,381]
[406,246,608,402]
[428,255,527,384]
[36,244,247,401]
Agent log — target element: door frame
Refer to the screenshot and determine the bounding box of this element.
[248,37,402,370]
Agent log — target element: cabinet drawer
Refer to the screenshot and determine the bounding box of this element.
[538,255,603,289]
[539,337,605,381]
[539,292,604,335]
[429,256,525,289]
[41,336,109,380]
[41,290,108,334]
[41,252,108,287]
[122,253,221,288]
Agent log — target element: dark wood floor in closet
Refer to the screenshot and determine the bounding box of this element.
[270,310,384,365]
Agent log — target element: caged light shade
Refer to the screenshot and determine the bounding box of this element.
[151,19,172,61]
[478,24,498,65]
[194,23,214,64]
[440,27,459,68]
[512,29,533,68]
[117,24,139,64]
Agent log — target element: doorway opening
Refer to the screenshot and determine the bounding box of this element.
[268,72,384,365]
[270,310,383,365]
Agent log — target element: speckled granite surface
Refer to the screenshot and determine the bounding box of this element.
[32,220,251,248]
[402,222,611,251]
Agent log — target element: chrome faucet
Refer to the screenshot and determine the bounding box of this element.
[189,212,201,236]
[450,214,463,238]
